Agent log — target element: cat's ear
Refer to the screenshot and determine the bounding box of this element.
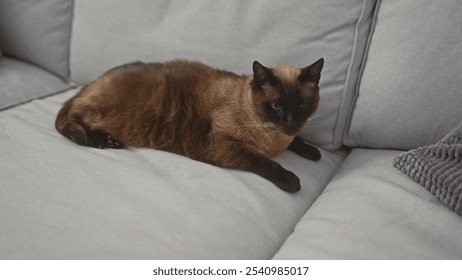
[252,61,276,87]
[299,58,324,85]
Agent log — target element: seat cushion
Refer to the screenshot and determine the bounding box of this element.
[0,57,70,110]
[0,88,346,259]
[273,148,462,259]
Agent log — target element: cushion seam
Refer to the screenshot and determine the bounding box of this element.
[331,0,369,150]
[0,85,76,112]
[63,0,75,81]
[342,0,382,147]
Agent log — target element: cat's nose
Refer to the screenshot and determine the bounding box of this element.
[284,113,297,128]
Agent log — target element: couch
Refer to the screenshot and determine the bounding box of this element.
[1,0,461,259]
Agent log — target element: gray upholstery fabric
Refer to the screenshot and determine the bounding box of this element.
[345,0,462,150]
[0,88,346,259]
[0,0,73,78]
[0,57,70,110]
[274,149,462,259]
[394,121,462,215]
[70,0,379,151]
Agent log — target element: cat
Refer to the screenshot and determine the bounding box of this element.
[55,58,323,192]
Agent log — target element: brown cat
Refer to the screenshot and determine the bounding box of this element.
[55,59,323,192]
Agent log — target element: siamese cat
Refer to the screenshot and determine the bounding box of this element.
[56,58,323,192]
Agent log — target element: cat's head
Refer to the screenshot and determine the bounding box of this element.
[250,58,323,136]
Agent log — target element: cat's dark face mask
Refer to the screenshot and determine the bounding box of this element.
[250,59,323,136]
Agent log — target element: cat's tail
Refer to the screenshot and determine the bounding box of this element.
[55,101,89,146]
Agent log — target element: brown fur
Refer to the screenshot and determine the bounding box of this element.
[56,59,324,192]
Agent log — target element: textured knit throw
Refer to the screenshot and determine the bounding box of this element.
[393,121,462,216]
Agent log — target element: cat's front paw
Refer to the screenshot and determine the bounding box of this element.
[301,145,321,161]
[274,169,301,193]
[288,136,321,161]
[249,156,301,193]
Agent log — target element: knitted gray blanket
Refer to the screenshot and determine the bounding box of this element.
[394,121,462,216]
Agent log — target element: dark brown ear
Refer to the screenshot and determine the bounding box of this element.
[299,58,324,85]
[252,61,276,87]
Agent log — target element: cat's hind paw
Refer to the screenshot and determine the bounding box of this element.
[105,134,123,149]
[87,130,124,149]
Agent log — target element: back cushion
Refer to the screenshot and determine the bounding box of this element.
[0,0,73,78]
[70,0,379,151]
[344,0,462,150]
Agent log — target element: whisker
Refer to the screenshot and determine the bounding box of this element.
[242,122,275,128]
[304,124,324,128]
[307,114,323,122]
[265,127,282,138]
[236,121,283,139]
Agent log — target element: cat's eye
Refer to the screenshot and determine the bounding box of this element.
[270,102,282,111]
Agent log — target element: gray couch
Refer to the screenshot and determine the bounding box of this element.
[1,0,461,259]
